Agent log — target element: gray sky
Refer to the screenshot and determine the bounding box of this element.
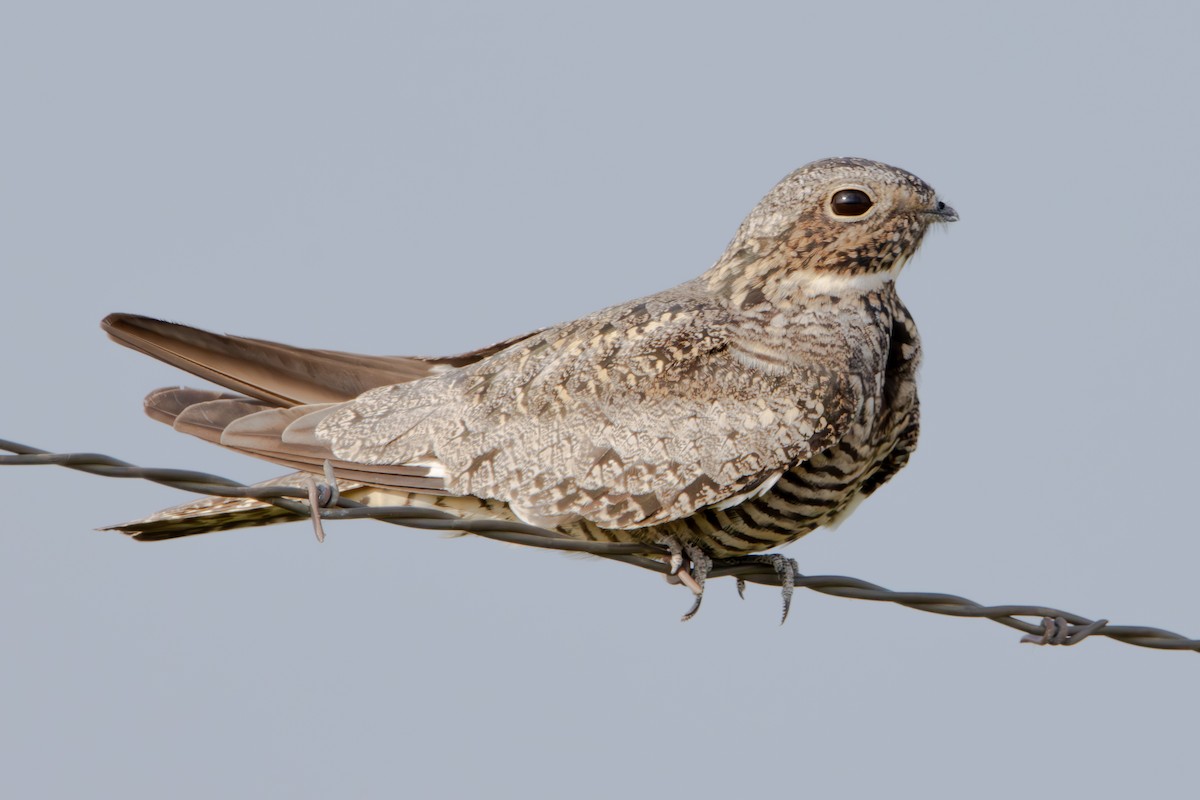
[3,2,1198,797]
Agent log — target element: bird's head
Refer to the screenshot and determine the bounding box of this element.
[710,158,956,305]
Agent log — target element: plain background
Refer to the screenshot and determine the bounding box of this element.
[3,2,1198,797]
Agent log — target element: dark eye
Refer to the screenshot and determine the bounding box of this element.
[831,189,874,217]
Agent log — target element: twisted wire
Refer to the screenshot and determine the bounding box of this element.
[3,437,1196,652]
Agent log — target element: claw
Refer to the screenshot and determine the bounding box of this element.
[657,536,714,621]
[717,553,799,623]
[678,542,712,622]
[681,592,704,622]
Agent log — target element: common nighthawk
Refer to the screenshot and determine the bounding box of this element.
[103,157,957,621]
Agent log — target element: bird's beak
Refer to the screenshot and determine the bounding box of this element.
[929,199,958,223]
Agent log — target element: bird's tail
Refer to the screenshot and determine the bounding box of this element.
[101,312,544,405]
[103,473,518,541]
[101,472,364,540]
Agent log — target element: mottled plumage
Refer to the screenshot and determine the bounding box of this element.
[103,157,956,617]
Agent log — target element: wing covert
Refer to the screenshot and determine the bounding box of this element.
[314,286,861,529]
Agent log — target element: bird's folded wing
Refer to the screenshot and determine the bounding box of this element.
[308,289,859,529]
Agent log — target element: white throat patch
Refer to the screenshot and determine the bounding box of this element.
[795,254,908,296]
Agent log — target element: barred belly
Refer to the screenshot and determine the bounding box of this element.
[561,415,913,559]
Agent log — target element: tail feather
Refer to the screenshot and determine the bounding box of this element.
[104,475,515,541]
[103,312,543,406]
[102,473,366,540]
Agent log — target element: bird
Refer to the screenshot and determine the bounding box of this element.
[102,157,957,621]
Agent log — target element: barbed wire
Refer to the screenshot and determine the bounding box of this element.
[3,436,1197,653]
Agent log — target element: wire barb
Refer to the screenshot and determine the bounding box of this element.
[1020,616,1110,646]
[304,460,341,543]
[2,437,1197,653]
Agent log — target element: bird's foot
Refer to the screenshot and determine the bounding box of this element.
[723,553,799,624]
[657,536,713,621]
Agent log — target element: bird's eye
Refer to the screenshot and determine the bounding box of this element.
[830,189,874,217]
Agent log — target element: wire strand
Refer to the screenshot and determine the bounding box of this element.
[3,437,1195,652]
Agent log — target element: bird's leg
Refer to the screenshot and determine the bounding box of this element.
[720,553,799,624]
[661,536,686,578]
[657,535,713,621]
[678,543,713,622]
